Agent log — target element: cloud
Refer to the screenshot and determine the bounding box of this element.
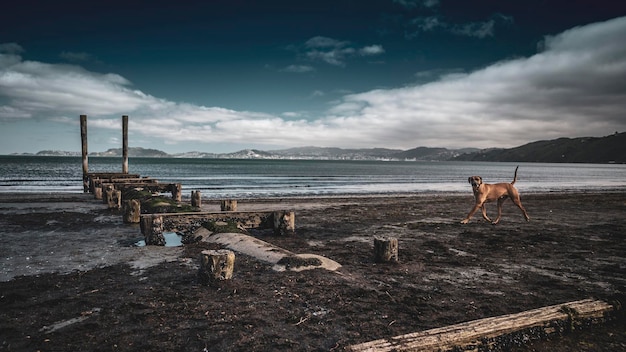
[1,16,625,151]
[280,64,315,73]
[407,13,513,39]
[0,43,24,54]
[359,45,385,56]
[299,36,385,66]
[59,51,97,63]
[393,0,439,9]
[328,16,626,148]
[0,53,149,118]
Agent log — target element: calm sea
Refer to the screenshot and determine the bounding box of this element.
[0,156,624,198]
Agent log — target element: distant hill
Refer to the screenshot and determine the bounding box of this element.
[453,132,625,163]
[391,147,479,161]
[172,146,475,160]
[35,150,80,156]
[89,147,169,157]
[271,147,403,160]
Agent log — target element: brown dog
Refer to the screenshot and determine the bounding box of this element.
[461,166,530,224]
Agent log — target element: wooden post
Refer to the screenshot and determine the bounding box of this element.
[191,190,202,207]
[142,216,165,246]
[172,183,182,202]
[198,249,235,285]
[273,211,295,235]
[221,199,237,211]
[80,115,89,192]
[93,185,103,200]
[122,115,129,174]
[123,199,141,223]
[102,185,113,204]
[106,188,122,210]
[374,236,398,263]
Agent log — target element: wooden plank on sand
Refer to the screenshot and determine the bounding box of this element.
[346,298,615,352]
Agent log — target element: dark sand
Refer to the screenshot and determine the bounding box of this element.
[1,192,625,351]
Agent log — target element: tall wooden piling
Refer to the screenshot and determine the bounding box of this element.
[191,190,202,207]
[122,115,129,174]
[80,115,89,192]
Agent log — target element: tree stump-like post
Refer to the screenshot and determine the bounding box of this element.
[93,186,103,200]
[191,190,202,207]
[102,185,111,204]
[198,249,235,285]
[221,199,238,211]
[142,215,165,246]
[273,211,295,235]
[105,187,122,210]
[374,236,398,263]
[123,199,141,223]
[172,183,182,202]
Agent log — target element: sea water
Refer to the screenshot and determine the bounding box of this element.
[0,156,624,197]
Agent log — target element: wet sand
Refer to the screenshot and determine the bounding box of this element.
[1,191,625,351]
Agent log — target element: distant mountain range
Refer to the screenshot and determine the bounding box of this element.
[23,132,625,163]
[452,132,625,164]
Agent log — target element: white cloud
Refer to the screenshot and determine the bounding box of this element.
[359,45,385,56]
[327,16,626,148]
[1,16,625,152]
[281,64,315,73]
[0,55,148,118]
[299,36,384,66]
[407,13,513,39]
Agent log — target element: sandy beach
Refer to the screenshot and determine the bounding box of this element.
[1,191,625,351]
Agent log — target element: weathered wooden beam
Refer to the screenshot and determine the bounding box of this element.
[86,173,141,193]
[139,210,294,242]
[103,182,181,201]
[87,172,141,178]
[346,298,616,352]
[91,177,159,192]
[94,177,154,185]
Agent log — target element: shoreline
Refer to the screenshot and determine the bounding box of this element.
[1,187,624,201]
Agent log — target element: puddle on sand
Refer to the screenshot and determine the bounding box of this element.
[135,232,183,247]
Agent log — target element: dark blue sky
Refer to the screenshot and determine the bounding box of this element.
[1,0,626,153]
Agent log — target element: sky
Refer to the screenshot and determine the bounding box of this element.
[1,0,626,154]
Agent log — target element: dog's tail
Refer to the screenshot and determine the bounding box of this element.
[511,166,519,185]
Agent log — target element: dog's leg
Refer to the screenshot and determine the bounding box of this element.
[461,202,483,224]
[492,197,507,224]
[480,204,492,222]
[511,195,530,221]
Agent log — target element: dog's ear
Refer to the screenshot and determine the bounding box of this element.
[468,177,472,183]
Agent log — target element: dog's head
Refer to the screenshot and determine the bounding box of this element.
[468,176,482,189]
